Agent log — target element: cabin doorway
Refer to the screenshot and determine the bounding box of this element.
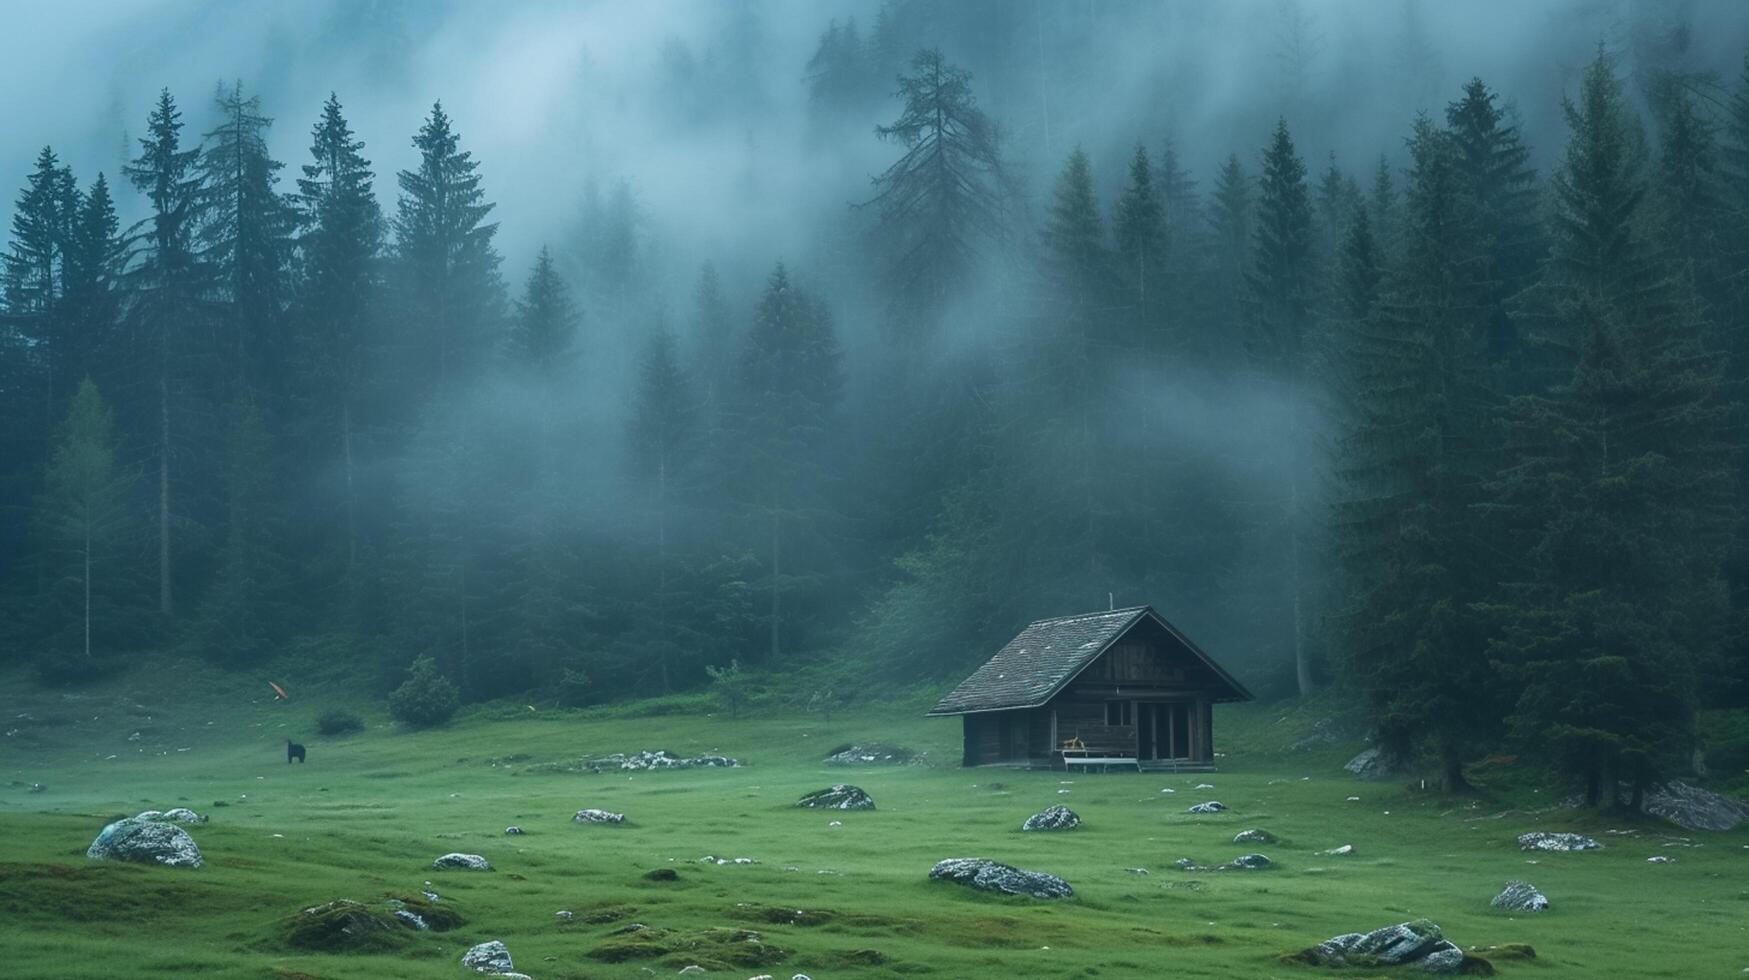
[1138,702,1194,761]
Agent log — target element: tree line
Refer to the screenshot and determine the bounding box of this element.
[3,26,1748,806]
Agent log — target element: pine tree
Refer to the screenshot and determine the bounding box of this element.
[123,89,209,619]
[805,17,872,111]
[1486,52,1734,806]
[293,93,384,580]
[1336,117,1503,788]
[1335,205,1381,321]
[393,101,504,397]
[34,379,136,675]
[1201,153,1252,365]
[1247,119,1318,696]
[61,174,125,395]
[1367,154,1398,251]
[688,261,735,410]
[2,146,79,436]
[628,327,698,690]
[1113,144,1168,352]
[865,48,1012,337]
[507,246,579,373]
[1445,77,1541,375]
[727,264,843,661]
[199,81,295,401]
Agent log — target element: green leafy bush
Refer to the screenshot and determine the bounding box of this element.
[316,708,365,736]
[388,655,459,728]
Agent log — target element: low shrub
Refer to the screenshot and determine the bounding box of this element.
[388,656,459,728]
[316,708,365,736]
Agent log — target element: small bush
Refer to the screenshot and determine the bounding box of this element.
[316,708,365,736]
[388,656,460,728]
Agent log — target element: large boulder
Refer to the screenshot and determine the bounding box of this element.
[432,852,491,870]
[823,743,915,766]
[461,939,514,973]
[1294,919,1448,968]
[1021,805,1079,831]
[86,817,203,868]
[1643,780,1749,832]
[795,784,874,810]
[1228,853,1272,869]
[929,858,1072,899]
[1516,832,1598,852]
[1490,880,1548,912]
[574,808,626,824]
[1344,747,1402,781]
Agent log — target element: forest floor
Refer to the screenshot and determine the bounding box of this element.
[1,661,1746,979]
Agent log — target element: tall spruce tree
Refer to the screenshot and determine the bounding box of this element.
[628,327,698,690]
[866,48,1012,338]
[293,93,384,581]
[199,81,295,401]
[393,101,504,398]
[1248,119,1318,696]
[727,264,842,661]
[1485,53,1735,807]
[123,89,210,619]
[1336,117,1502,787]
[1113,144,1168,353]
[1202,153,1252,366]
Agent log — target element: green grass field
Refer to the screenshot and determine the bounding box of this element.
[2,662,1745,979]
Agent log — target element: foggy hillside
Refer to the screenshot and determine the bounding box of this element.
[3,0,1748,797]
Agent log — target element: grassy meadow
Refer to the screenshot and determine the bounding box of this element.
[2,662,1746,979]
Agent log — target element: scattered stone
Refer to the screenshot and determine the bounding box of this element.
[597,750,742,771]
[678,967,706,975]
[1233,828,1278,845]
[574,808,626,824]
[823,743,916,766]
[1158,787,1175,794]
[1516,832,1599,853]
[930,857,1072,898]
[1344,746,1402,781]
[159,807,206,824]
[1643,780,1749,832]
[795,784,874,810]
[86,817,203,868]
[1229,853,1272,869]
[1490,880,1548,912]
[1186,801,1226,814]
[1126,867,1150,875]
[1321,844,1354,856]
[1647,855,1674,863]
[1196,782,1215,789]
[504,825,523,835]
[1291,919,1456,970]
[461,939,514,973]
[432,852,491,870]
[1021,805,1080,831]
[28,782,46,793]
[556,910,574,922]
[827,820,842,828]
[394,909,428,930]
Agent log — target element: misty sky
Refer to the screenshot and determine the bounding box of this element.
[3,0,1744,291]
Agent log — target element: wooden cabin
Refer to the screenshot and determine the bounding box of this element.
[927,605,1252,771]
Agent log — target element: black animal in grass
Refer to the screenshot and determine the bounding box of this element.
[286,739,306,764]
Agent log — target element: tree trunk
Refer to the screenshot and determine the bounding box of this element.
[158,372,172,617]
[769,511,781,661]
[1443,749,1470,793]
[342,402,356,569]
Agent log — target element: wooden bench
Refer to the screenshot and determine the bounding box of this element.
[1059,726,1140,772]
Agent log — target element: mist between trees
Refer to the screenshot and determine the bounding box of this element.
[2,1,1748,807]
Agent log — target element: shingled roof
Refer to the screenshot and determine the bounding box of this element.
[927,605,1251,715]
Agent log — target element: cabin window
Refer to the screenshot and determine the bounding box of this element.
[1105,701,1133,726]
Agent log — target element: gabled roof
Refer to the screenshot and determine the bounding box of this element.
[926,605,1252,715]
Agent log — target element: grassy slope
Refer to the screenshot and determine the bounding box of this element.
[2,665,1746,979]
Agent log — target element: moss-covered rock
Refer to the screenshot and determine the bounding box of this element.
[586,925,789,970]
[281,900,407,952]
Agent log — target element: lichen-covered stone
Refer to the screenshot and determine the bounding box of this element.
[574,808,626,824]
[1516,832,1598,852]
[795,784,874,810]
[1295,919,1447,968]
[432,852,491,870]
[86,817,203,868]
[1021,805,1079,831]
[1233,828,1277,844]
[1490,880,1548,912]
[1186,801,1226,814]
[1229,853,1271,869]
[1643,780,1749,832]
[928,857,1072,899]
[461,939,513,973]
